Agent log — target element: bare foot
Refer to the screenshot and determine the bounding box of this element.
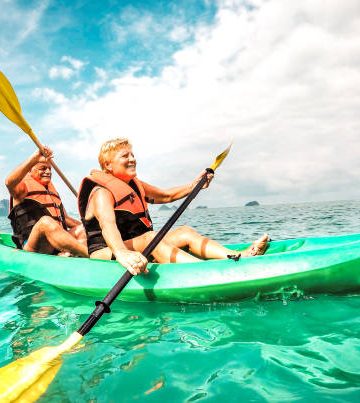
[241,233,270,257]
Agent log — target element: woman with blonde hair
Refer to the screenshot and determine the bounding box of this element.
[78,138,269,275]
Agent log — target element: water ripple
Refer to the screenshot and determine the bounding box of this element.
[1,201,360,401]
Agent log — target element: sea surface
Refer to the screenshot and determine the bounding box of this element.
[0,200,360,402]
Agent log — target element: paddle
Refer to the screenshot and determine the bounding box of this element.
[0,71,78,197]
[0,144,231,401]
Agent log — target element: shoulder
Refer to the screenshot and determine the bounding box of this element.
[90,185,114,203]
[85,185,114,218]
[9,180,28,202]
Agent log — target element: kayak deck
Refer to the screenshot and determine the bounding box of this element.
[1,233,360,302]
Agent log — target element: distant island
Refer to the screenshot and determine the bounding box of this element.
[159,205,177,211]
[245,200,260,206]
[0,199,9,216]
[196,205,208,209]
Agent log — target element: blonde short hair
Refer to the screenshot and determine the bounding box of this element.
[98,138,131,170]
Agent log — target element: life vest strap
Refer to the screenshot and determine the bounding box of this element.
[26,190,61,199]
[114,193,135,208]
[133,211,147,218]
[87,229,102,237]
[42,202,62,209]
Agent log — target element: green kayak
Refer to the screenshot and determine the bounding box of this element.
[0,232,359,303]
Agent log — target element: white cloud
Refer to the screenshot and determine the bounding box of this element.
[49,55,86,80]
[170,26,191,42]
[37,0,360,206]
[49,66,75,80]
[33,88,68,105]
[61,56,85,70]
[110,9,156,43]
[0,0,49,49]
[95,67,108,80]
[110,6,194,45]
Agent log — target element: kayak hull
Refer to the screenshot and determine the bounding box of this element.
[1,233,360,303]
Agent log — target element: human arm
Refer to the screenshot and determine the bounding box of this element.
[61,208,86,242]
[141,170,213,204]
[5,146,53,200]
[91,187,148,275]
[65,216,82,228]
[62,209,82,229]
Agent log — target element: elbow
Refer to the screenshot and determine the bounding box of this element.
[161,193,173,204]
[163,189,176,203]
[5,177,12,190]
[5,176,17,193]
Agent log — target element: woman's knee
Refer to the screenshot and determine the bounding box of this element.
[163,226,199,246]
[176,225,197,239]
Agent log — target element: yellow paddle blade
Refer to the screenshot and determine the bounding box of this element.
[0,71,22,112]
[0,331,82,402]
[0,71,78,196]
[0,71,34,138]
[210,143,232,171]
[18,361,61,402]
[0,347,63,402]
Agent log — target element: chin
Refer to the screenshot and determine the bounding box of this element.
[115,172,136,181]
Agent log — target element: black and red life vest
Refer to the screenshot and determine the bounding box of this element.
[78,170,153,254]
[8,174,67,248]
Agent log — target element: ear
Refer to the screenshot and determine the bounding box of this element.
[104,161,113,173]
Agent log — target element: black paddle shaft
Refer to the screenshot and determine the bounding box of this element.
[78,168,214,336]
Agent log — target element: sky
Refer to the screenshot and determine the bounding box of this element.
[0,0,359,212]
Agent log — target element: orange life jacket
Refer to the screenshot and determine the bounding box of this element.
[8,174,67,248]
[78,170,153,254]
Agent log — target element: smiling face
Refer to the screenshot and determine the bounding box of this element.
[105,146,137,182]
[99,138,137,182]
[30,159,52,186]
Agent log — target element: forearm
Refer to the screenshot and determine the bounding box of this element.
[65,215,82,228]
[101,221,129,257]
[143,180,195,204]
[157,183,193,203]
[143,171,211,204]
[91,188,147,274]
[101,221,148,275]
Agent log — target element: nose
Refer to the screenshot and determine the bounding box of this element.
[41,167,52,174]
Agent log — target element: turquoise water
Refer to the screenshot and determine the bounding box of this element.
[1,200,360,402]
